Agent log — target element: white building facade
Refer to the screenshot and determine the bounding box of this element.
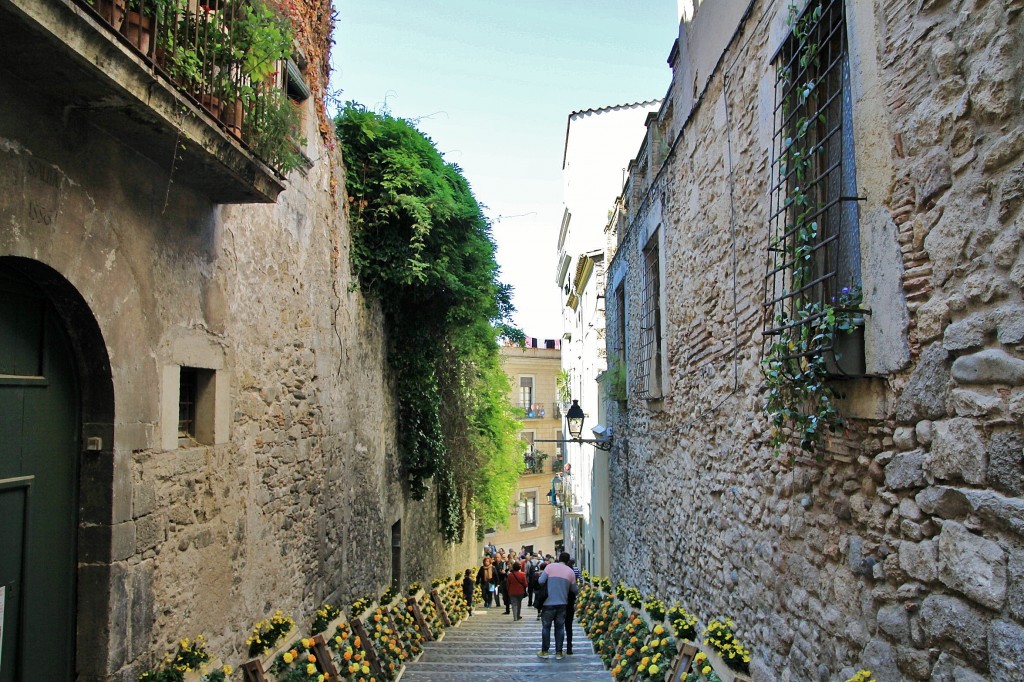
[556,101,660,576]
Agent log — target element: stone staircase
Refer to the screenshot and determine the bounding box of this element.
[400,606,611,681]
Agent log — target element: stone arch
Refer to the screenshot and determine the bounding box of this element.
[0,255,116,678]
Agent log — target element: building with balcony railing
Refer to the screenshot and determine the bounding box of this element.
[0,1,480,678]
[487,338,565,558]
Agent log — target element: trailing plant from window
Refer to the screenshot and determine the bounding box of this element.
[336,103,523,543]
[600,353,628,402]
[246,85,307,173]
[761,3,864,457]
[556,368,572,408]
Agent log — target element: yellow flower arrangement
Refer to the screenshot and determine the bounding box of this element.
[246,611,295,657]
[703,618,752,674]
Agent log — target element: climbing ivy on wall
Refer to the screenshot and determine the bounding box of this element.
[336,103,524,542]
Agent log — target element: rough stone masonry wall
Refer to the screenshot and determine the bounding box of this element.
[607,0,1024,680]
[0,23,477,682]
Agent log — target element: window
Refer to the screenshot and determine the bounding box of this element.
[390,520,401,590]
[764,0,862,366]
[615,283,627,361]
[518,491,538,529]
[553,430,564,471]
[518,375,534,409]
[637,231,663,399]
[177,367,215,446]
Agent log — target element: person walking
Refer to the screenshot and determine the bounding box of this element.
[565,558,583,654]
[506,561,528,621]
[476,557,496,608]
[494,557,508,611]
[525,554,541,606]
[536,552,577,660]
[462,568,476,616]
[529,557,547,619]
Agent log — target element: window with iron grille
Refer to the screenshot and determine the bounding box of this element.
[763,0,862,369]
[177,366,215,446]
[637,232,663,399]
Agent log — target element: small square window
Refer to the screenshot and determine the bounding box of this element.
[178,367,215,446]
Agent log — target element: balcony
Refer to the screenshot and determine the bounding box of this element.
[0,0,302,202]
[518,402,553,419]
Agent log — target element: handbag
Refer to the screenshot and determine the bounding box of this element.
[488,583,496,593]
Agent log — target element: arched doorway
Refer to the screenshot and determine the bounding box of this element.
[0,257,114,681]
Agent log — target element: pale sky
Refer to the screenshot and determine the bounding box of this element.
[330,2,678,339]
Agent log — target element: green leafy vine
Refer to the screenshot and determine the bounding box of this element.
[336,104,523,542]
[761,3,863,457]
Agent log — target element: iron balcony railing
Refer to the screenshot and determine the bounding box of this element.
[78,0,305,172]
[517,402,553,419]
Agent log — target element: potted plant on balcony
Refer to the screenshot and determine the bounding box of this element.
[120,0,158,56]
[214,0,304,170]
[161,5,230,116]
[92,0,127,30]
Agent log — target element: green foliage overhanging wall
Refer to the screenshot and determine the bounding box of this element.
[336,103,524,543]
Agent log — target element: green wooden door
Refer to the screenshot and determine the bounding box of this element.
[0,265,79,681]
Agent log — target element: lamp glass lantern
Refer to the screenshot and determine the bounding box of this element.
[565,400,585,441]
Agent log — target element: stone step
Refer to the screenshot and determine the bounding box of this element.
[400,609,610,680]
[410,658,605,668]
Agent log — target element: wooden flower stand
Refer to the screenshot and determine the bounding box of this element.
[668,641,699,682]
[430,588,452,627]
[405,595,433,642]
[350,617,386,680]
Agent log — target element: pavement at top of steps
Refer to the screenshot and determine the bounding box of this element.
[400,605,612,681]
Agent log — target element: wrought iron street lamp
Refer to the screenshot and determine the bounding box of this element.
[534,399,613,451]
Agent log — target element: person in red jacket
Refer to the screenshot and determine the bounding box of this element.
[505,561,529,621]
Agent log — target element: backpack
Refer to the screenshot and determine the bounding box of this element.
[533,580,548,609]
[526,560,539,582]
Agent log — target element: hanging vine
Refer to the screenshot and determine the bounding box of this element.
[336,103,523,542]
[761,3,863,457]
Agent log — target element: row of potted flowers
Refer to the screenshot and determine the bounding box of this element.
[137,570,476,682]
[577,573,877,682]
[577,573,752,682]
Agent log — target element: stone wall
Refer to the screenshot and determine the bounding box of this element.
[605,0,1023,680]
[0,15,478,681]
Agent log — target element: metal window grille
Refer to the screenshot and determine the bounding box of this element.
[764,0,857,364]
[637,239,662,398]
[178,367,197,439]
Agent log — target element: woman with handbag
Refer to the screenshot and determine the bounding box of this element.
[506,561,529,621]
[475,557,496,608]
